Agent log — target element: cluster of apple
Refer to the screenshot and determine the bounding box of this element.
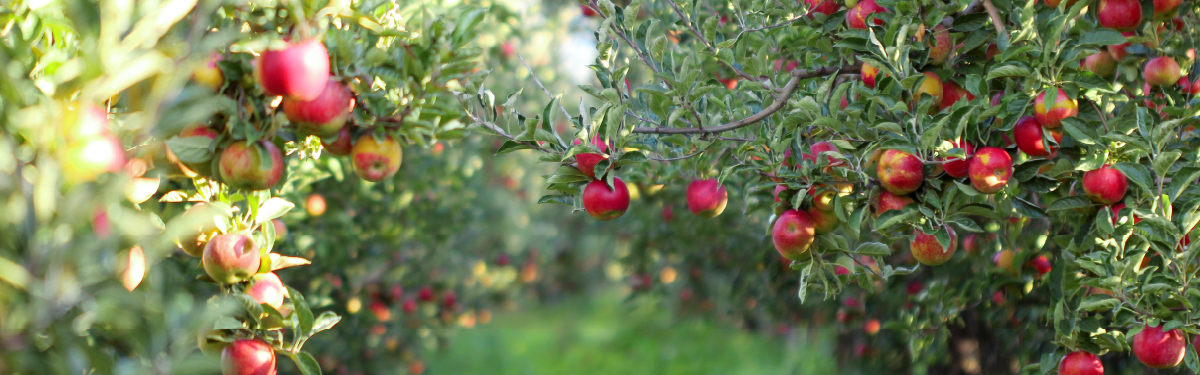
[577,136,731,222]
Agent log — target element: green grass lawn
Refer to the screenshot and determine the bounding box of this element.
[426,290,839,375]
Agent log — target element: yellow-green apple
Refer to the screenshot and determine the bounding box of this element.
[120,246,145,291]
[873,190,914,218]
[1133,324,1185,369]
[846,0,886,29]
[910,226,957,266]
[687,179,728,217]
[1082,164,1127,204]
[861,63,880,89]
[573,136,611,179]
[222,339,277,375]
[245,272,287,310]
[1027,255,1052,277]
[941,140,974,178]
[256,38,330,101]
[1098,0,1143,32]
[811,188,836,211]
[877,149,924,195]
[807,206,839,234]
[582,177,630,220]
[1034,87,1077,128]
[805,0,841,16]
[1145,56,1182,87]
[911,72,943,110]
[218,140,284,191]
[1179,77,1200,95]
[202,234,261,284]
[282,79,353,136]
[1014,116,1060,157]
[927,25,953,65]
[994,249,1015,273]
[306,194,326,216]
[321,126,353,156]
[1108,32,1134,61]
[939,81,975,111]
[773,209,816,260]
[1154,0,1183,20]
[60,135,125,184]
[175,203,221,257]
[177,125,220,176]
[968,147,1012,194]
[350,134,403,182]
[192,52,224,91]
[1081,51,1117,78]
[961,234,981,254]
[1058,351,1103,375]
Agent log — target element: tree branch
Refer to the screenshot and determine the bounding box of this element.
[631,63,859,135]
[516,53,574,122]
[981,0,1005,36]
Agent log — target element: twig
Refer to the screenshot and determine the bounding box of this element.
[517,53,574,122]
[464,112,554,154]
[662,0,757,82]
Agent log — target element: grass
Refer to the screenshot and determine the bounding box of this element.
[426,289,839,375]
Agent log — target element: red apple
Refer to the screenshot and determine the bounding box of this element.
[940,81,976,111]
[1154,0,1182,20]
[864,319,881,335]
[1082,164,1128,204]
[1058,351,1103,375]
[806,0,842,16]
[245,272,287,310]
[773,209,816,260]
[1178,77,1200,95]
[193,52,224,91]
[221,339,277,375]
[968,147,1012,194]
[1044,0,1080,8]
[846,0,887,29]
[402,299,418,313]
[907,281,923,295]
[321,126,354,156]
[774,184,788,203]
[1133,324,1185,369]
[807,206,839,234]
[927,25,953,65]
[687,179,729,217]
[583,177,630,220]
[910,226,957,266]
[1108,32,1134,61]
[941,140,974,178]
[1034,87,1077,128]
[256,39,330,101]
[574,136,611,179]
[961,234,981,254]
[1082,51,1117,78]
[581,3,599,17]
[834,265,850,275]
[218,140,284,191]
[60,135,125,184]
[1111,202,1143,225]
[912,72,943,110]
[874,190,914,218]
[877,149,924,195]
[417,286,435,302]
[861,63,880,89]
[1027,255,1052,277]
[306,194,326,216]
[1145,57,1182,87]
[350,134,403,182]
[806,141,844,167]
[775,59,799,72]
[1014,116,1061,157]
[1097,0,1143,32]
[271,219,287,241]
[282,79,353,136]
[202,234,261,284]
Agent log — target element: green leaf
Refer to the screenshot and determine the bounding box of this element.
[1077,296,1120,312]
[986,64,1031,80]
[1154,150,1181,177]
[255,198,294,224]
[165,136,216,164]
[797,261,812,304]
[290,351,323,375]
[852,242,891,256]
[311,311,341,335]
[1112,162,1154,196]
[538,194,575,206]
[269,254,311,271]
[1048,196,1093,211]
[287,286,314,336]
[1077,29,1128,46]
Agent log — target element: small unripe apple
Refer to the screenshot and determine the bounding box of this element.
[846,0,886,29]
[877,149,924,195]
[773,209,815,260]
[256,39,330,101]
[221,339,277,375]
[582,177,630,220]
[686,179,728,218]
[282,79,353,137]
[245,272,287,310]
[202,234,261,284]
[1014,116,1060,157]
[1097,0,1143,32]
[861,63,880,89]
[1133,324,1185,369]
[910,226,957,266]
[941,140,974,178]
[218,140,284,191]
[805,0,842,16]
[873,190,914,218]
[968,147,1012,194]
[1034,87,1077,128]
[927,25,953,65]
[1082,164,1128,205]
[192,52,224,91]
[1058,351,1103,375]
[350,134,403,182]
[1154,0,1183,20]
[1144,57,1182,87]
[1081,51,1117,78]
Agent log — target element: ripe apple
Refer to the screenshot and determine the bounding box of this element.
[1044,0,1080,8]
[1082,164,1128,204]
[282,79,353,136]
[1178,77,1200,95]
[805,0,841,16]
[773,209,816,260]
[1110,202,1142,225]
[861,63,880,89]
[202,234,261,284]
[877,149,924,195]
[806,141,844,169]
[1133,324,1185,369]
[581,3,599,17]
[175,203,221,257]
[961,234,981,254]
[968,147,1013,194]
[306,194,326,216]
[1144,57,1182,87]
[402,299,418,313]
[1108,32,1134,61]
[662,205,675,222]
[1154,0,1182,20]
[245,272,287,310]
[687,179,729,217]
[1014,116,1061,157]
[218,140,284,191]
[1097,0,1143,32]
[846,0,886,29]
[807,206,839,234]
[573,136,611,179]
[927,25,953,65]
[1058,351,1103,375]
[874,190,914,218]
[774,184,788,203]
[994,250,1015,273]
[1027,255,1052,277]
[369,300,391,321]
[350,134,403,182]
[256,39,330,101]
[320,126,353,156]
[941,140,974,178]
[193,52,224,91]
[121,246,145,291]
[582,177,631,220]
[864,319,881,335]
[911,72,943,110]
[910,226,957,266]
[1034,87,1077,128]
[939,81,975,111]
[417,286,435,302]
[811,188,836,211]
[774,59,799,72]
[60,135,125,184]
[1081,51,1117,78]
[221,339,277,375]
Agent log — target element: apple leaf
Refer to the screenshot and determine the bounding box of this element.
[287,286,314,336]
[1077,296,1119,312]
[311,311,342,336]
[1047,196,1092,212]
[1111,162,1154,196]
[255,197,294,224]
[164,136,216,164]
[796,262,812,304]
[1077,29,1128,46]
[538,194,574,206]
[289,351,323,375]
[852,242,891,256]
[269,254,312,271]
